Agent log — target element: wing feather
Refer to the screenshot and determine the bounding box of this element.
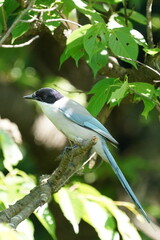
[59,107,118,145]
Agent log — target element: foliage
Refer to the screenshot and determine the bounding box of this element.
[0,0,159,240]
[0,127,143,240]
[0,0,159,118]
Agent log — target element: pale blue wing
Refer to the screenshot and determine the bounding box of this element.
[59,108,118,145]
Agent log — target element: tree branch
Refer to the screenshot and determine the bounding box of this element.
[0,138,97,228]
[0,35,39,48]
[44,19,82,27]
[146,0,154,48]
[0,0,35,45]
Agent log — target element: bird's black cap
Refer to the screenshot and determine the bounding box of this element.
[23,88,64,104]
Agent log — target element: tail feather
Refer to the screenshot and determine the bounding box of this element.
[102,142,150,223]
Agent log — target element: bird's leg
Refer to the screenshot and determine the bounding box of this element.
[62,140,78,155]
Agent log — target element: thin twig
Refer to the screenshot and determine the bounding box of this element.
[31,6,58,12]
[118,55,160,77]
[0,35,39,48]
[0,0,35,45]
[129,86,160,108]
[20,15,38,23]
[146,0,154,48]
[45,18,82,27]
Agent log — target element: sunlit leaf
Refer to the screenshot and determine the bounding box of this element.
[17,219,34,240]
[0,223,32,240]
[129,82,155,118]
[109,27,138,67]
[60,24,91,67]
[87,49,108,77]
[82,200,116,240]
[71,0,104,23]
[108,80,129,106]
[35,203,57,240]
[130,29,147,47]
[143,47,160,56]
[84,23,109,60]
[54,187,83,233]
[87,78,120,116]
[97,196,142,240]
[0,130,23,171]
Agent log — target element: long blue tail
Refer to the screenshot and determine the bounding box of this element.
[102,141,150,223]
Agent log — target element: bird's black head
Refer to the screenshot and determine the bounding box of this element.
[23,88,64,104]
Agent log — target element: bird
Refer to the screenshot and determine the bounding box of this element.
[23,87,150,223]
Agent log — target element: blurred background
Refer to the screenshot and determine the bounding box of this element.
[0,0,160,239]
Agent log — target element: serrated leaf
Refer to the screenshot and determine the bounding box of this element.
[84,23,109,60]
[54,187,83,233]
[108,80,129,107]
[0,130,23,172]
[87,49,108,77]
[129,82,155,118]
[87,78,120,116]
[11,22,29,43]
[109,27,138,67]
[60,24,91,67]
[35,204,57,240]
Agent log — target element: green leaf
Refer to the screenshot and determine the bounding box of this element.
[87,78,120,116]
[141,98,155,119]
[43,12,61,32]
[119,8,147,25]
[0,130,23,171]
[109,27,138,67]
[35,204,57,240]
[60,24,91,67]
[143,47,160,56]
[82,200,115,240]
[84,23,109,60]
[3,0,19,16]
[130,29,147,48]
[62,0,75,16]
[97,196,142,240]
[108,80,129,106]
[71,0,104,23]
[11,22,30,43]
[54,187,83,233]
[129,82,155,118]
[87,48,108,77]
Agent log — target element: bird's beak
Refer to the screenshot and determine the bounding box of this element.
[23,94,34,100]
